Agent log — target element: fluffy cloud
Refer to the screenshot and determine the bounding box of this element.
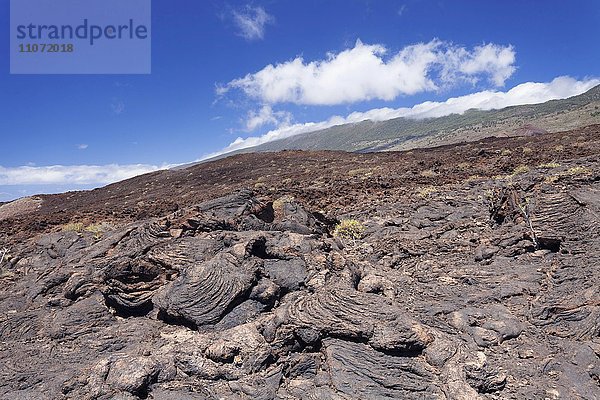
[458,44,516,86]
[220,39,517,106]
[0,163,176,186]
[218,76,599,153]
[232,5,274,41]
[245,105,292,131]
[435,43,516,87]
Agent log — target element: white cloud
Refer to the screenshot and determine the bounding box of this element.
[245,105,292,131]
[0,163,177,186]
[232,5,274,41]
[457,44,516,87]
[77,144,88,150]
[216,76,599,153]
[220,39,517,106]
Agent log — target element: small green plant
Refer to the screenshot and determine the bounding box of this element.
[464,175,481,183]
[333,219,366,241]
[63,222,105,240]
[63,222,85,233]
[272,195,295,218]
[85,224,104,240]
[538,162,561,169]
[567,166,592,175]
[272,196,290,211]
[511,165,530,176]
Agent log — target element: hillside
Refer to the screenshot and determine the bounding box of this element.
[0,124,599,398]
[240,84,600,153]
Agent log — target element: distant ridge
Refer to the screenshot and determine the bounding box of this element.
[190,85,599,167]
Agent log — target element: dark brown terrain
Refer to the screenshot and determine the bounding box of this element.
[0,124,599,399]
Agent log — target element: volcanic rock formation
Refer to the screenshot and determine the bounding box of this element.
[1,126,600,399]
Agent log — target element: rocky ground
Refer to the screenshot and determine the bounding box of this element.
[0,125,599,399]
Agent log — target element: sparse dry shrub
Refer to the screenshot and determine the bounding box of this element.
[538,162,561,169]
[272,195,295,219]
[63,222,106,240]
[511,165,530,176]
[567,166,592,175]
[544,175,560,184]
[85,224,104,240]
[333,219,366,241]
[63,222,84,233]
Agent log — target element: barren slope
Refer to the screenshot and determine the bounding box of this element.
[224,84,600,154]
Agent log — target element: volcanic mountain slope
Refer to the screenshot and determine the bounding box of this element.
[0,125,600,399]
[219,84,600,155]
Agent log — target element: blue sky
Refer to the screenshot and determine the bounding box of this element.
[1,0,599,201]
